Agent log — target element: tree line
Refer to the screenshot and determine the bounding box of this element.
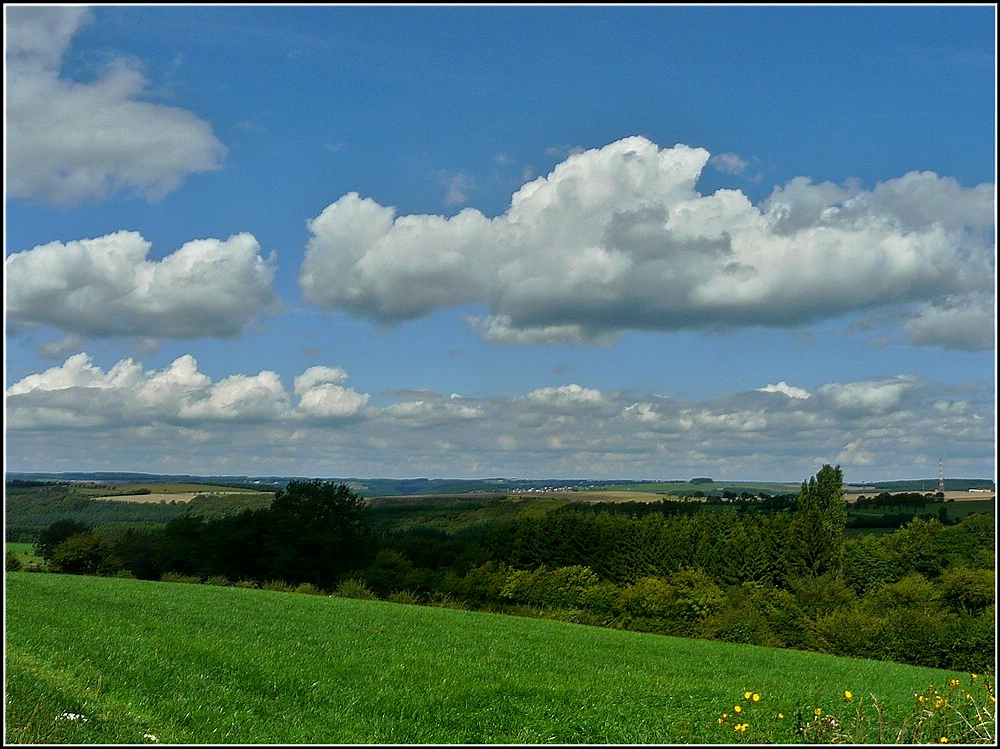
[9,466,994,673]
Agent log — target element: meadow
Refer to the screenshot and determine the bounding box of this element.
[5,572,994,745]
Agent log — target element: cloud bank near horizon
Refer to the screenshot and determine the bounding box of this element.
[6,353,993,481]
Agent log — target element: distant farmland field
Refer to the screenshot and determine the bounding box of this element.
[844,490,995,503]
[92,490,265,504]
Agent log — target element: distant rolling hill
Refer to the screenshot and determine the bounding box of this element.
[5,471,994,497]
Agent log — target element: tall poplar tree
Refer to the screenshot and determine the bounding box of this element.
[785,464,847,579]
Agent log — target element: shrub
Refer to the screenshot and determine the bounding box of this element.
[386,590,422,606]
[699,605,772,646]
[788,573,858,617]
[813,606,888,659]
[843,534,897,595]
[232,579,259,589]
[939,567,995,614]
[498,567,536,604]
[50,532,121,576]
[937,605,996,674]
[579,580,622,621]
[35,519,91,561]
[449,561,509,605]
[293,582,323,595]
[333,578,378,600]
[884,517,949,579]
[700,582,809,649]
[616,576,677,619]
[865,572,940,615]
[262,579,296,593]
[6,550,23,572]
[668,567,724,622]
[205,575,230,587]
[879,608,949,668]
[160,572,202,585]
[361,548,418,597]
[543,565,601,608]
[426,591,467,610]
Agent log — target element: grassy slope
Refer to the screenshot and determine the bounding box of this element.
[5,573,974,745]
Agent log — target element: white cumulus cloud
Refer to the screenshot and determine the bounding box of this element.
[5,354,368,428]
[5,6,225,204]
[817,375,919,414]
[757,381,811,399]
[294,366,370,419]
[300,136,994,349]
[5,230,278,339]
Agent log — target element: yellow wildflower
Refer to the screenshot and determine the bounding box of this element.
[734,705,742,713]
[940,738,949,743]
[744,691,752,700]
[778,713,784,719]
[845,690,853,701]
[814,707,822,717]
[949,679,960,687]
[752,693,760,702]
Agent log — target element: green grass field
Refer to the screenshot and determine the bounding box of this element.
[6,541,46,570]
[6,573,992,744]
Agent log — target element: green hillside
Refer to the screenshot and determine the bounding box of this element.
[6,573,993,744]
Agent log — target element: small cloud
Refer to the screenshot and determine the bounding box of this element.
[441,171,475,206]
[757,381,811,399]
[818,375,918,413]
[235,121,269,134]
[36,336,86,360]
[903,292,995,351]
[709,152,748,176]
[545,144,586,159]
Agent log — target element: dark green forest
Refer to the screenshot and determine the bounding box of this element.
[6,467,994,673]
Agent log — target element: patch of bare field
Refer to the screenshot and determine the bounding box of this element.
[511,490,670,503]
[91,490,264,504]
[93,492,200,503]
[844,489,994,504]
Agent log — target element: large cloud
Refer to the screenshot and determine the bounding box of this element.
[5,230,278,339]
[5,354,994,481]
[5,6,225,204]
[301,136,995,349]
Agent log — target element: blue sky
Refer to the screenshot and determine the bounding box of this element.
[4,4,996,482]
